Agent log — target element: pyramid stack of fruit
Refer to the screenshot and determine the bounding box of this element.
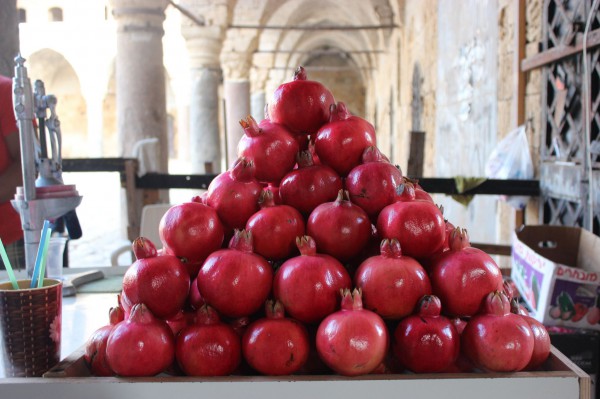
[84,67,550,378]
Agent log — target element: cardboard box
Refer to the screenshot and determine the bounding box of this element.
[511,225,600,330]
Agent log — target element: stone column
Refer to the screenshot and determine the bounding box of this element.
[110,0,169,173]
[223,80,250,167]
[85,91,104,157]
[181,9,226,174]
[222,45,252,168]
[250,91,265,122]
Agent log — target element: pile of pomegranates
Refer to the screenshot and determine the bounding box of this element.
[84,66,550,378]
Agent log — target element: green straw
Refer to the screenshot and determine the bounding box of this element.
[37,231,52,288]
[0,238,19,290]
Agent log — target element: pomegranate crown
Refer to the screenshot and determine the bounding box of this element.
[294,66,307,81]
[196,304,221,326]
[258,189,276,209]
[230,157,257,182]
[482,291,511,316]
[132,236,158,260]
[265,300,286,319]
[329,102,352,123]
[229,229,255,253]
[295,235,317,256]
[417,295,442,317]
[239,115,261,136]
[448,227,471,251]
[340,288,364,311]
[296,150,315,168]
[380,238,402,258]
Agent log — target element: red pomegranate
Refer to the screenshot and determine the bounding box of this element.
[197,230,273,318]
[507,294,550,370]
[106,304,175,377]
[345,146,404,218]
[279,151,343,216]
[121,237,190,319]
[242,301,310,375]
[238,115,299,184]
[462,291,534,372]
[522,315,551,370]
[316,288,389,376]
[84,305,125,376]
[354,239,431,320]
[268,66,335,135]
[273,236,351,324]
[159,201,224,264]
[429,228,504,317]
[306,189,371,262]
[187,277,205,310]
[313,102,376,176]
[245,189,305,260]
[206,158,263,232]
[393,295,460,373]
[176,305,241,376]
[376,199,446,259]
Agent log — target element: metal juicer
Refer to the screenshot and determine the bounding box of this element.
[10,55,82,277]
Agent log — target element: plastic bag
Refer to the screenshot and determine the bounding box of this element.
[484,125,533,209]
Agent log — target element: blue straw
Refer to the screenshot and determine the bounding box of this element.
[0,238,19,290]
[30,220,51,288]
[37,232,52,289]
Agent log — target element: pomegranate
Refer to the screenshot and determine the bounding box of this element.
[159,201,224,264]
[377,199,446,259]
[206,158,263,232]
[462,291,534,372]
[316,288,389,376]
[279,150,343,216]
[273,236,351,324]
[238,115,299,184]
[106,304,175,377]
[176,305,241,376]
[245,189,305,260]
[122,237,190,319]
[197,230,273,318]
[84,305,125,376]
[164,310,190,336]
[508,296,550,370]
[187,277,205,310]
[268,66,335,135]
[242,301,310,375]
[313,102,376,176]
[429,228,504,317]
[393,295,459,373]
[306,189,371,262]
[345,146,403,218]
[354,239,431,320]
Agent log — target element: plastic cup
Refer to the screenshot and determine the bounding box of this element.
[46,237,67,280]
[0,279,62,377]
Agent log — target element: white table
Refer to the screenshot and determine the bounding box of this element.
[0,268,591,399]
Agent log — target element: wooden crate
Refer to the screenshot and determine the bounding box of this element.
[0,346,588,399]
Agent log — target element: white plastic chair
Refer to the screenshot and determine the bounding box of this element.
[110,203,172,266]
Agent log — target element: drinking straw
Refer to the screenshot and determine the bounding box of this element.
[0,238,19,290]
[37,230,53,289]
[30,220,51,289]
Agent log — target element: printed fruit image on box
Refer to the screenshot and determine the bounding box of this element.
[511,243,545,312]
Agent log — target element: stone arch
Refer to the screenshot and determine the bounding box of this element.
[27,48,87,158]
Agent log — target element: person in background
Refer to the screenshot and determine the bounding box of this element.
[0,74,24,270]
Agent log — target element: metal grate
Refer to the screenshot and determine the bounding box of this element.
[540,0,600,235]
